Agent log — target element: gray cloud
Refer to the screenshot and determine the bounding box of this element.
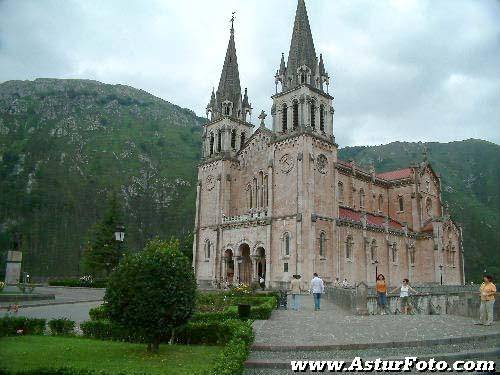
[0,0,499,146]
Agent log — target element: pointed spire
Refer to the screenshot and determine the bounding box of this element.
[286,0,318,87]
[279,53,286,75]
[319,53,325,76]
[215,18,242,117]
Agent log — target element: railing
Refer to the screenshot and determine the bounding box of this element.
[222,210,269,224]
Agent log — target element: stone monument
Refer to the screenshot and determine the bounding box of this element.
[5,251,22,285]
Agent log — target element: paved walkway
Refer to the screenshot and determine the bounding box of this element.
[252,294,500,348]
[1,287,104,329]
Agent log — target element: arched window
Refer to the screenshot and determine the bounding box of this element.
[224,105,230,116]
[409,248,416,265]
[320,104,325,132]
[370,240,377,262]
[282,104,288,132]
[391,243,398,263]
[204,240,211,260]
[337,182,344,202]
[310,101,316,129]
[292,101,299,130]
[263,175,268,207]
[398,196,404,212]
[217,130,222,153]
[283,233,291,256]
[319,232,326,257]
[248,184,253,209]
[345,235,353,260]
[300,73,306,84]
[359,189,365,209]
[451,246,456,267]
[209,133,214,156]
[426,197,433,217]
[231,129,236,150]
[378,194,384,212]
[240,132,246,149]
[253,178,258,208]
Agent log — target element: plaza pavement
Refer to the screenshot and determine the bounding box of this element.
[1,287,104,329]
[245,294,500,374]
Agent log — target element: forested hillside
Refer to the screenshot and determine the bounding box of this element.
[0,79,497,281]
[0,79,204,277]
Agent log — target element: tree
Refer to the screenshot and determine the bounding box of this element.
[104,238,196,352]
[83,193,124,276]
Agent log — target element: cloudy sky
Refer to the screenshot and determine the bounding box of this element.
[1,0,499,146]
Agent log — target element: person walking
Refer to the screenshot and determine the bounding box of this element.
[390,278,419,314]
[376,274,389,315]
[290,275,302,311]
[476,275,496,326]
[310,273,325,311]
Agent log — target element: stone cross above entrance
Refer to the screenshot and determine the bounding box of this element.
[258,110,267,127]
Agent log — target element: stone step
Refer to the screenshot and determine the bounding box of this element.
[245,347,500,371]
[248,337,499,363]
[250,332,500,352]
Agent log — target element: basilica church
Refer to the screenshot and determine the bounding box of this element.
[192,0,464,289]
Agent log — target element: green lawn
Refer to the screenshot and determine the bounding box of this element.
[0,336,222,374]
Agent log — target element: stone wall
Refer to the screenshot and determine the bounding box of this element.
[328,285,499,320]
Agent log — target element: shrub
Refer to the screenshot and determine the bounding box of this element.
[48,318,75,336]
[0,317,46,337]
[80,320,144,343]
[0,281,5,292]
[104,238,196,352]
[88,305,109,321]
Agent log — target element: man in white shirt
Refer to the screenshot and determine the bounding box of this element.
[310,273,325,311]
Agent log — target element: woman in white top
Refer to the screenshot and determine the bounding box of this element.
[390,278,419,314]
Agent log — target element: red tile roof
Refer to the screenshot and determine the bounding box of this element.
[376,168,413,181]
[338,207,403,230]
[421,222,434,232]
[337,160,352,168]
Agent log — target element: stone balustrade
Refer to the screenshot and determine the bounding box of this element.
[222,210,269,224]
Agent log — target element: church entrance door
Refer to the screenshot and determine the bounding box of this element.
[238,243,252,284]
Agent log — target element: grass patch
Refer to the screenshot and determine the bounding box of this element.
[0,336,222,375]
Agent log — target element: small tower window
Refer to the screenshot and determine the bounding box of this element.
[319,104,325,132]
[300,73,306,84]
[310,101,316,129]
[391,243,398,263]
[378,194,384,212]
[319,232,326,257]
[370,240,377,261]
[292,101,299,130]
[217,130,222,153]
[398,196,404,212]
[240,132,246,149]
[283,233,290,256]
[282,104,288,132]
[337,182,344,202]
[345,235,353,260]
[209,133,214,156]
[409,248,416,265]
[231,129,236,150]
[359,189,365,209]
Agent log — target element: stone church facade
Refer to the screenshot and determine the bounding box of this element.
[192,0,464,289]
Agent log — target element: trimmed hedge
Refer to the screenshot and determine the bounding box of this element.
[0,369,142,375]
[48,279,108,288]
[81,318,252,346]
[0,317,46,337]
[48,318,75,336]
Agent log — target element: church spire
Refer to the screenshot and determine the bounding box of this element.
[286,0,317,87]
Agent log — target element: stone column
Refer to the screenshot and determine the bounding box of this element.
[192,180,202,271]
[234,258,240,284]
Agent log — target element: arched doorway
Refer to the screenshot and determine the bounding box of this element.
[224,249,234,283]
[238,243,252,284]
[255,247,266,280]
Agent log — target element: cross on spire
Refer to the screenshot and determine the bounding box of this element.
[258,110,267,127]
[230,12,236,33]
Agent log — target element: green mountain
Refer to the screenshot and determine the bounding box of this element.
[339,140,500,281]
[0,78,204,278]
[0,79,497,281]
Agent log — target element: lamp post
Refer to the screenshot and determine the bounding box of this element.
[114,224,125,266]
[439,264,444,286]
[374,260,379,281]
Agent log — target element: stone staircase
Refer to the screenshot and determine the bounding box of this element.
[245,336,500,374]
